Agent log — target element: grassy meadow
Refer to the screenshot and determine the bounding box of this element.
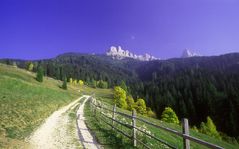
[0,64,81,148]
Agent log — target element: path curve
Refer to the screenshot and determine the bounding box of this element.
[76,96,100,149]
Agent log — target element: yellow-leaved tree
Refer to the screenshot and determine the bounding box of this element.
[114,86,127,109]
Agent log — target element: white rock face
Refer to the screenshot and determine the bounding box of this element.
[106,46,159,61]
[181,49,202,58]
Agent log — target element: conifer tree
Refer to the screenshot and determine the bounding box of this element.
[200,116,221,139]
[62,76,67,90]
[120,80,128,93]
[36,66,44,82]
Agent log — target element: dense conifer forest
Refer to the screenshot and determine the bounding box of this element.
[1,52,239,138]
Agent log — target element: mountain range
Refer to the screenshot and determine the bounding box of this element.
[106,46,201,60]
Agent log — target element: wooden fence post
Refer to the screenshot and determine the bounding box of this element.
[112,104,116,130]
[182,118,190,149]
[132,109,137,147]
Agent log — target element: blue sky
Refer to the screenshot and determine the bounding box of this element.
[0,0,239,59]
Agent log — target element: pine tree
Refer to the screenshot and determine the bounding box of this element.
[62,76,67,90]
[36,66,44,82]
[91,79,97,88]
[200,116,221,139]
[56,67,61,80]
[120,80,127,93]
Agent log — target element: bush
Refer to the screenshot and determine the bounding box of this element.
[69,78,73,84]
[97,80,108,88]
[147,107,156,118]
[192,126,199,133]
[78,80,84,86]
[114,86,127,109]
[126,96,135,111]
[161,107,179,124]
[28,62,34,71]
[135,99,147,115]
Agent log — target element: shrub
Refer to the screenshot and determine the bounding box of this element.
[78,80,84,86]
[28,62,34,71]
[97,80,108,88]
[135,98,147,115]
[69,78,73,84]
[147,107,156,118]
[161,107,179,124]
[73,79,77,85]
[126,96,135,111]
[192,126,199,133]
[114,86,127,109]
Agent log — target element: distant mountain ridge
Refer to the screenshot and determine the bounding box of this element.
[106,46,159,61]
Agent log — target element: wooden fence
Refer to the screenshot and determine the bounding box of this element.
[89,96,224,149]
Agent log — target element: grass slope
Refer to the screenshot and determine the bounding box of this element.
[84,92,239,149]
[0,64,80,148]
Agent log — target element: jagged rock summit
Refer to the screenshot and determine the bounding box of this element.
[181,49,202,58]
[106,46,159,61]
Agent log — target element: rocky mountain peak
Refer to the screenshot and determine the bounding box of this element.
[106,46,159,61]
[181,49,202,58]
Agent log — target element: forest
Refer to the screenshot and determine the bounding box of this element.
[1,52,239,140]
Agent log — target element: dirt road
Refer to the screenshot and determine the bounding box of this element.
[28,95,100,149]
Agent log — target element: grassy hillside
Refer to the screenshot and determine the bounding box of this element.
[0,64,80,148]
[84,93,239,149]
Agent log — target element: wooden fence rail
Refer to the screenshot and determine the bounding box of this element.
[89,96,224,149]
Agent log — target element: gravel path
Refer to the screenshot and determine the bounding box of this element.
[28,96,86,149]
[76,96,100,149]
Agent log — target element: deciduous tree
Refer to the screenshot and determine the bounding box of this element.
[114,86,127,109]
[161,107,179,124]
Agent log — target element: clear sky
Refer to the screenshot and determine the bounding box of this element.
[0,0,239,60]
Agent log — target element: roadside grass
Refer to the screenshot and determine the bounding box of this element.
[84,100,133,149]
[84,94,239,149]
[0,64,80,148]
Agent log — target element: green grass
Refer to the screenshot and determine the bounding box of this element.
[0,64,80,148]
[84,93,239,149]
[84,101,133,149]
